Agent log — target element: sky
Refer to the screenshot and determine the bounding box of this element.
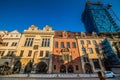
[0,0,120,32]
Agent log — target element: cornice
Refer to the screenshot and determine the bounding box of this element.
[24,31,54,35]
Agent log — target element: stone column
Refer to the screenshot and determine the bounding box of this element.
[48,54,52,73]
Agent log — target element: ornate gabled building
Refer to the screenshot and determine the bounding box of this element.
[0,30,21,69]
[15,25,54,73]
[53,31,82,73]
[82,1,120,33]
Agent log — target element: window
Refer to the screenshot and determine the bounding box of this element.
[63,54,69,61]
[75,65,79,70]
[3,42,9,46]
[82,48,86,54]
[72,42,76,48]
[87,40,91,44]
[11,43,14,46]
[11,42,17,46]
[88,48,93,54]
[7,51,14,57]
[56,50,58,53]
[55,42,58,48]
[45,51,49,57]
[61,42,64,48]
[16,35,18,37]
[33,45,38,49]
[82,34,86,37]
[80,40,84,45]
[20,50,24,57]
[92,59,101,69]
[70,55,72,61]
[42,39,45,47]
[83,57,89,62]
[47,39,50,47]
[40,51,43,57]
[54,65,56,70]
[66,54,69,61]
[10,35,13,37]
[59,56,63,62]
[0,51,5,56]
[95,48,100,54]
[42,38,50,47]
[30,38,34,46]
[14,42,17,46]
[67,42,70,48]
[44,39,47,46]
[24,38,34,46]
[92,40,97,45]
[28,50,32,57]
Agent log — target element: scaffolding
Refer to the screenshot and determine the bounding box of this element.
[82,1,120,33]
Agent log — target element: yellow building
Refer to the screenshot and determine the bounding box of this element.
[0,30,21,69]
[77,32,104,73]
[16,25,54,73]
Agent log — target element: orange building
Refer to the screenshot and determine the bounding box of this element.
[52,31,82,73]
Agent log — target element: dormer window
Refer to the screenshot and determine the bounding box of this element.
[64,34,66,37]
[62,31,68,38]
[43,25,52,31]
[81,33,86,38]
[46,27,49,31]
[10,35,13,37]
[28,25,38,31]
[32,28,34,30]
[16,35,18,37]
[92,32,98,37]
[82,34,85,37]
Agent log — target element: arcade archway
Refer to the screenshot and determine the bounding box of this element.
[24,60,33,73]
[67,65,74,73]
[60,65,66,73]
[13,61,21,73]
[84,63,93,74]
[36,62,48,73]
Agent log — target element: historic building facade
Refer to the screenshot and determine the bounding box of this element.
[15,25,54,73]
[77,32,104,73]
[98,33,120,73]
[53,31,82,73]
[82,1,120,33]
[0,30,21,69]
[0,27,120,74]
